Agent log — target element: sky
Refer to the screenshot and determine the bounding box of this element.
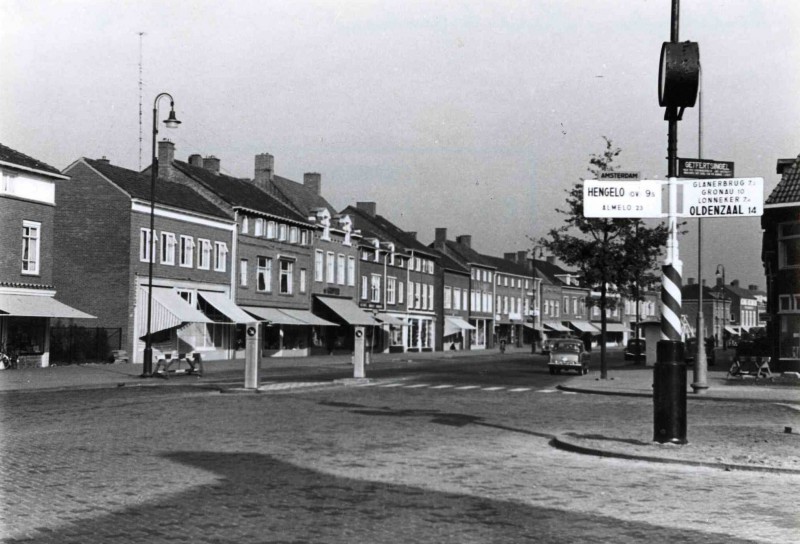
[2,0,799,289]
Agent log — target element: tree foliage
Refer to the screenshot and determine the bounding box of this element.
[540,137,668,378]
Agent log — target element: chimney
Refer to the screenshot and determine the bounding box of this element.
[731,279,740,288]
[304,172,321,195]
[517,250,528,264]
[357,202,377,217]
[687,278,696,285]
[97,156,110,165]
[748,284,758,291]
[406,231,417,240]
[188,154,203,167]
[456,235,472,248]
[254,153,274,189]
[546,256,555,264]
[158,139,175,180]
[716,277,724,287]
[434,228,447,248]
[202,156,220,174]
[504,252,516,262]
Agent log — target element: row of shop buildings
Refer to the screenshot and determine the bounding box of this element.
[4,139,776,368]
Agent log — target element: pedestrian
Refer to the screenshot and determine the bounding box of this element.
[500,338,506,354]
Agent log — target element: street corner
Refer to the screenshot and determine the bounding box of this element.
[550,430,800,475]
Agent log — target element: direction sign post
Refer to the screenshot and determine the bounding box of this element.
[681,177,763,218]
[583,180,663,218]
[678,158,734,179]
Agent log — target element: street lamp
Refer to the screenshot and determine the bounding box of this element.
[530,246,544,353]
[142,93,181,378]
[716,264,727,350]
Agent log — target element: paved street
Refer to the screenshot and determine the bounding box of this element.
[1,352,798,543]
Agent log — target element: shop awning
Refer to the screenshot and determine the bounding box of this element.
[242,306,306,325]
[0,293,94,319]
[198,292,253,324]
[603,323,630,333]
[376,313,407,327]
[724,326,739,335]
[316,296,380,326]
[523,323,540,330]
[569,321,601,334]
[279,309,338,327]
[139,287,213,335]
[444,316,476,336]
[543,321,570,332]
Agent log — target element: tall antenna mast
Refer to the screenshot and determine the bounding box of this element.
[138,32,145,171]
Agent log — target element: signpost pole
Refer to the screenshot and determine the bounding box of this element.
[692,76,709,394]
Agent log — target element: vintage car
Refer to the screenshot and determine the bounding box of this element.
[542,333,575,355]
[548,338,590,375]
[624,338,646,361]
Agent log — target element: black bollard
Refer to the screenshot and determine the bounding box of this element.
[653,340,687,444]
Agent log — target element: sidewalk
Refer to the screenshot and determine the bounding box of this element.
[554,367,800,474]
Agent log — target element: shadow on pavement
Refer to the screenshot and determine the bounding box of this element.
[8,451,763,543]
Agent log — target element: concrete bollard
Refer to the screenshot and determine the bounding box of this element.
[653,340,687,444]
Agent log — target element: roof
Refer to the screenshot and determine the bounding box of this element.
[0,142,63,176]
[482,254,530,277]
[766,154,800,205]
[442,240,495,268]
[173,161,308,224]
[83,159,229,219]
[343,205,438,257]
[270,175,338,217]
[428,247,469,274]
[681,283,722,301]
[717,283,758,301]
[533,258,582,287]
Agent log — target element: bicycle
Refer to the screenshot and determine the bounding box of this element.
[0,344,19,370]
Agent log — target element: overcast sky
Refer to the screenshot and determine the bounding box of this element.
[3,0,798,288]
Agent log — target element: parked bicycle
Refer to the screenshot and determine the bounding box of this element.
[0,344,19,370]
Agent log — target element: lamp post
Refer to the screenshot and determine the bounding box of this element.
[530,246,544,353]
[716,264,727,350]
[142,93,181,378]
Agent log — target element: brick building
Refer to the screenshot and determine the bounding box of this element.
[58,156,239,364]
[0,143,93,367]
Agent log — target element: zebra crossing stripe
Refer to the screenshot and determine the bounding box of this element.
[430,385,454,389]
[482,387,505,391]
[455,385,481,390]
[380,383,405,388]
[405,384,430,388]
[509,388,532,392]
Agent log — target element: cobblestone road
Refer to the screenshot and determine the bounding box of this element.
[1,383,797,543]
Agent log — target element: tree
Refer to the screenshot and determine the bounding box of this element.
[540,138,668,379]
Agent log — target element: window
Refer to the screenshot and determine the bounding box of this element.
[444,286,452,309]
[370,275,381,303]
[160,232,176,265]
[22,221,41,274]
[497,276,501,285]
[315,250,324,282]
[428,283,434,310]
[300,230,309,245]
[254,218,264,236]
[454,288,462,310]
[214,242,228,272]
[139,228,154,264]
[462,290,468,311]
[266,221,276,239]
[573,298,579,315]
[289,227,299,244]
[388,277,397,305]
[415,282,422,309]
[780,222,800,268]
[299,269,307,294]
[241,216,248,234]
[563,296,569,313]
[496,295,501,313]
[487,272,493,283]
[278,224,287,241]
[504,296,509,314]
[257,257,272,292]
[398,281,404,306]
[197,239,212,270]
[337,254,346,285]
[176,289,194,306]
[326,252,335,283]
[361,275,368,300]
[280,259,293,294]
[504,277,508,287]
[240,259,248,287]
[180,236,194,267]
[347,256,356,286]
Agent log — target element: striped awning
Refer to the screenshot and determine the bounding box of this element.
[198,292,253,324]
[138,287,213,335]
[543,321,570,332]
[444,316,476,336]
[0,293,94,319]
[316,296,380,326]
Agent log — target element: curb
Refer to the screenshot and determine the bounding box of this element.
[555,384,799,404]
[550,433,800,475]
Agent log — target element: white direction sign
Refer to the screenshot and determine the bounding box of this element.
[681,177,763,218]
[583,180,663,218]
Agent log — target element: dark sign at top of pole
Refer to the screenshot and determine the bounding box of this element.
[678,158,734,179]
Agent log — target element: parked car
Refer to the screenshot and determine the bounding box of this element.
[624,338,646,361]
[542,333,575,355]
[548,338,590,375]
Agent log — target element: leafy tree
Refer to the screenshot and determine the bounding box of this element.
[540,138,668,379]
